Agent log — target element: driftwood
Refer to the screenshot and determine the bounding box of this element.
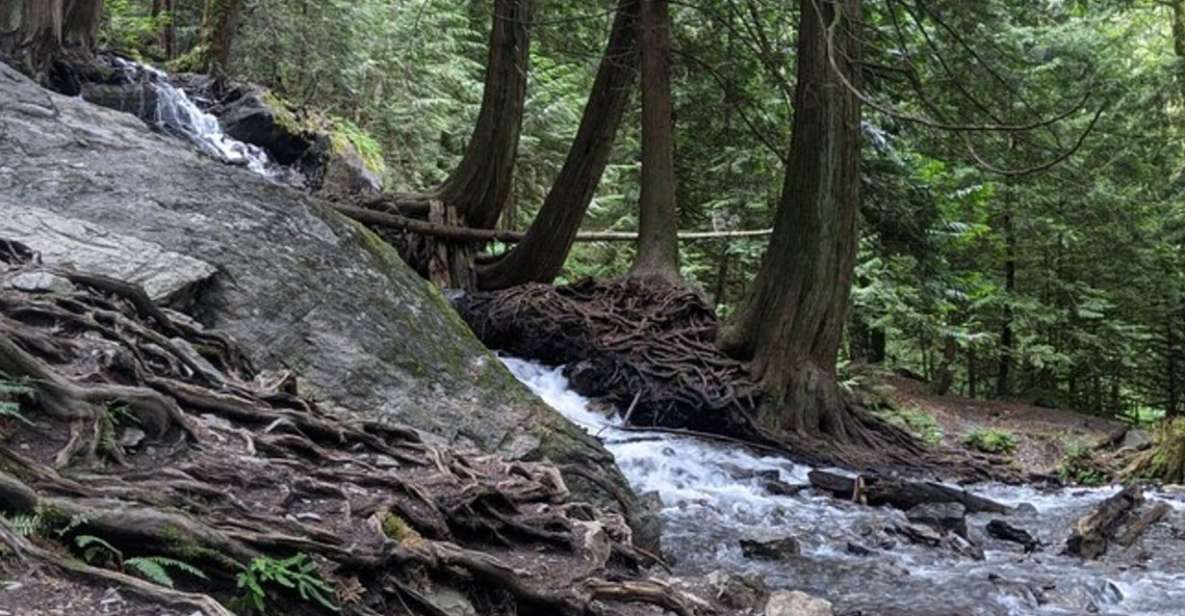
[1063,485,1168,559]
[807,470,1012,514]
[0,242,716,616]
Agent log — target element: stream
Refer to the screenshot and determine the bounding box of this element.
[502,357,1185,616]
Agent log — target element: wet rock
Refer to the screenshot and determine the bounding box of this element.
[986,519,1040,552]
[0,60,648,547]
[845,541,875,556]
[705,570,769,610]
[906,502,967,537]
[763,479,811,497]
[765,590,834,616]
[741,536,801,561]
[118,427,146,449]
[216,86,312,164]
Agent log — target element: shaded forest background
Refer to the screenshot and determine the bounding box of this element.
[96,0,1184,422]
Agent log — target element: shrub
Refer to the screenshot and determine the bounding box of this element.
[963,428,1018,455]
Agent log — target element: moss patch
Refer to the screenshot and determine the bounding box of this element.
[963,428,1018,455]
[329,117,386,177]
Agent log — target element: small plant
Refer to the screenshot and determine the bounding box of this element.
[1058,440,1108,486]
[74,534,207,589]
[875,404,942,445]
[0,512,42,537]
[236,553,339,614]
[963,428,1018,455]
[0,373,35,426]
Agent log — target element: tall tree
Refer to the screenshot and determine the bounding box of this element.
[719,0,865,437]
[195,0,243,79]
[477,0,640,289]
[0,0,103,80]
[435,0,533,230]
[629,0,681,283]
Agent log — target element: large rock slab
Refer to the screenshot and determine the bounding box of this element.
[0,61,646,542]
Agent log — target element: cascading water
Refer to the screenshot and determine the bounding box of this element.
[502,357,1185,616]
[107,58,290,181]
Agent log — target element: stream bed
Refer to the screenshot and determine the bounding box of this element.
[503,357,1185,616]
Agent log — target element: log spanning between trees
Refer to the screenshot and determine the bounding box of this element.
[332,204,773,244]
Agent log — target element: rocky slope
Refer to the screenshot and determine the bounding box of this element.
[0,60,650,542]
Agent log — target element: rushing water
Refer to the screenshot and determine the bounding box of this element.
[502,357,1185,616]
[107,58,291,180]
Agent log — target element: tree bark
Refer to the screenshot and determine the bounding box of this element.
[196,0,243,79]
[1173,0,1185,98]
[476,0,640,290]
[718,0,863,437]
[0,0,102,80]
[436,0,532,231]
[996,202,1016,398]
[628,0,681,283]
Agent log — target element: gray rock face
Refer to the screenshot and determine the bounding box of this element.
[0,61,644,540]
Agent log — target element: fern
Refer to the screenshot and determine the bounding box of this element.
[0,373,35,426]
[237,553,340,613]
[126,556,208,589]
[75,534,121,564]
[0,512,42,537]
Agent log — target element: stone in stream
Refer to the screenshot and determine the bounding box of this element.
[906,502,968,538]
[764,590,834,616]
[986,519,1041,553]
[740,536,802,561]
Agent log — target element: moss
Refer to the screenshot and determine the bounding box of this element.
[260,90,305,135]
[328,117,386,177]
[381,512,419,544]
[963,428,1018,455]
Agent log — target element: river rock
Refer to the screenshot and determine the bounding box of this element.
[705,570,769,610]
[986,519,1040,552]
[1122,429,1153,450]
[741,537,802,561]
[765,590,833,616]
[906,502,968,537]
[0,60,653,548]
[3,272,73,295]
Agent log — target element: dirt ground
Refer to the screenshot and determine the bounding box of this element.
[870,375,1130,477]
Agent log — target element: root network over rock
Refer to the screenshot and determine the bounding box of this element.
[0,240,715,616]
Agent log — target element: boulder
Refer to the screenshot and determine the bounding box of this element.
[705,570,769,610]
[906,502,968,538]
[765,590,833,616]
[740,537,801,561]
[986,519,1040,553]
[0,60,651,547]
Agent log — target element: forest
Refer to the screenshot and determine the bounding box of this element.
[0,0,1184,615]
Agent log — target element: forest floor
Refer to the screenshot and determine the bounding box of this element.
[864,373,1130,479]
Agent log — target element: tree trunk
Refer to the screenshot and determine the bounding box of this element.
[996,199,1015,398]
[628,0,681,283]
[1173,0,1185,98]
[196,0,243,80]
[718,0,863,437]
[0,0,102,80]
[476,0,639,290]
[436,0,532,231]
[151,0,176,60]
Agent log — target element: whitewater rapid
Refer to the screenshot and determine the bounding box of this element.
[502,357,1185,616]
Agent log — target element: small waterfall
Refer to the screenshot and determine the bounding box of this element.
[108,58,285,180]
[502,356,1185,616]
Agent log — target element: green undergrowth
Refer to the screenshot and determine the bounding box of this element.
[963,428,1018,455]
[1058,439,1108,486]
[873,403,943,445]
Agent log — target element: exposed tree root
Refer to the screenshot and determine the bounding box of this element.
[0,243,716,616]
[459,279,1009,481]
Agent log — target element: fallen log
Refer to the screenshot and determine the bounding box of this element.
[807,470,1012,514]
[1063,485,1166,559]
